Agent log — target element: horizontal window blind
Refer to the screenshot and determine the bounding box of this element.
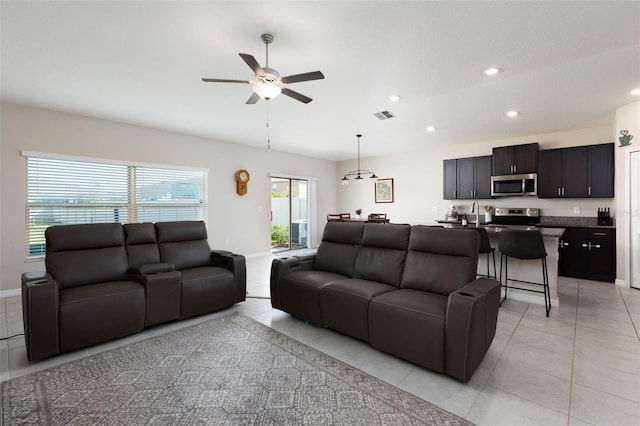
[25,155,207,258]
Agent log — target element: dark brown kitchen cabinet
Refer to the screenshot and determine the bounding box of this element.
[492,143,539,175]
[587,143,614,197]
[538,143,614,198]
[443,155,491,200]
[559,227,616,282]
[443,159,458,199]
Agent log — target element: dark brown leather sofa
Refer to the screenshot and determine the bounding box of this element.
[21,221,246,361]
[270,222,501,382]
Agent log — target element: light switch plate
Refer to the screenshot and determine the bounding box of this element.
[573,207,581,215]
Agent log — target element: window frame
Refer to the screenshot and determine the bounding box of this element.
[23,151,208,260]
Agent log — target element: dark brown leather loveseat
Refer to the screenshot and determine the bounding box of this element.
[21,220,245,361]
[270,222,501,382]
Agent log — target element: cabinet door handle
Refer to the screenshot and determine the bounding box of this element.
[592,244,601,249]
[558,188,561,196]
[513,165,517,174]
[562,187,565,196]
[563,242,569,246]
[588,186,591,196]
[581,243,588,248]
[593,232,606,236]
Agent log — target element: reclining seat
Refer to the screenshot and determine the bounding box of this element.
[155,221,245,319]
[271,221,364,326]
[22,223,146,361]
[319,223,411,341]
[369,226,499,382]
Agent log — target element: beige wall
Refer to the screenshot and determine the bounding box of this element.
[0,102,337,292]
[337,125,615,224]
[614,100,640,286]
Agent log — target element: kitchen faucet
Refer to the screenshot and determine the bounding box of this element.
[471,202,480,227]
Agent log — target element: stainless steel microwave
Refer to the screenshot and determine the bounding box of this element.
[491,173,537,197]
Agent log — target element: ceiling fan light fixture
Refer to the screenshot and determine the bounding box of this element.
[253,82,282,100]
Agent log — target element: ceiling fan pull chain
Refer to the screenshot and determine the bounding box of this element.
[266,102,271,151]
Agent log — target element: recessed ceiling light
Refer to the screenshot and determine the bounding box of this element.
[427,126,437,132]
[631,88,640,95]
[484,67,500,76]
[389,95,400,102]
[506,110,519,118]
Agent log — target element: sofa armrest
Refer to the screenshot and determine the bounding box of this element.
[269,255,316,309]
[21,272,60,361]
[444,277,501,382]
[211,251,247,303]
[129,262,175,275]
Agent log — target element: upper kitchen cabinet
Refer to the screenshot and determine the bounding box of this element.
[492,143,539,175]
[443,155,492,200]
[538,143,613,198]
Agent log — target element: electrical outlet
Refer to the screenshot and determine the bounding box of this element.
[573,207,581,215]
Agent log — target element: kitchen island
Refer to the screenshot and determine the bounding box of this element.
[439,223,564,307]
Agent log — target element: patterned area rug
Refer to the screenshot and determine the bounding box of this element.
[1,312,473,425]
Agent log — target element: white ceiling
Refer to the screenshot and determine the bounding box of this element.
[2,1,639,161]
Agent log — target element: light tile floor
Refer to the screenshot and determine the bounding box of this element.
[2,252,640,426]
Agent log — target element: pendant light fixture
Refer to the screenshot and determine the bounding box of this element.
[341,134,377,185]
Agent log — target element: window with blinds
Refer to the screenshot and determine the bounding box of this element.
[25,154,207,258]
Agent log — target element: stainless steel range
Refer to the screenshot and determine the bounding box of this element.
[491,208,540,227]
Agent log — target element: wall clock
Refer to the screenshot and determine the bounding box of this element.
[236,169,250,195]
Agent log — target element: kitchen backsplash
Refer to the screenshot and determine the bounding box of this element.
[538,216,615,228]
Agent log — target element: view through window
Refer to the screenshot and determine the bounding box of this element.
[25,154,207,257]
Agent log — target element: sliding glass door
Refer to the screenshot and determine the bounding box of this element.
[271,177,308,252]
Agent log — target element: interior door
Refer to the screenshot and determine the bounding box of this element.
[270,177,308,252]
[631,151,640,288]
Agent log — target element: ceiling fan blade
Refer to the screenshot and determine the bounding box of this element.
[202,78,251,84]
[239,53,264,75]
[282,88,313,104]
[246,93,260,104]
[281,71,325,84]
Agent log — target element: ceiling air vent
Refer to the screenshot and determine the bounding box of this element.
[373,110,396,120]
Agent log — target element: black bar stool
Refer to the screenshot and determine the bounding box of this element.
[470,227,496,279]
[498,229,550,316]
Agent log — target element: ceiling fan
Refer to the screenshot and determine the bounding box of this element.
[202,33,325,104]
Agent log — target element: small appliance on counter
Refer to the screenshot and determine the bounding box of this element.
[597,208,613,226]
[445,205,459,222]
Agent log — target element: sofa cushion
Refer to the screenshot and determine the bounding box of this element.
[156,221,211,270]
[179,266,236,319]
[314,222,364,277]
[320,278,396,341]
[45,223,129,289]
[59,280,145,351]
[401,226,479,295]
[369,289,448,372]
[124,222,160,267]
[279,270,347,325]
[353,224,411,287]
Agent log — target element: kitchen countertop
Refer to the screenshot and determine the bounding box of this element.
[437,222,564,238]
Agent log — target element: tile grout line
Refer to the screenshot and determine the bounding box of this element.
[566,279,581,425]
[463,301,531,419]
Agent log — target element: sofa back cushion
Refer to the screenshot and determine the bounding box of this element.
[124,223,160,267]
[353,223,411,287]
[314,222,364,277]
[401,226,479,295]
[45,223,129,289]
[156,221,211,270]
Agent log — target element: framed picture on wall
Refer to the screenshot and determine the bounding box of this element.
[375,178,394,203]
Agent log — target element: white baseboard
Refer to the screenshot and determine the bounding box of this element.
[0,288,21,298]
[615,279,629,287]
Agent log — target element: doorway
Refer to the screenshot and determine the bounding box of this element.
[631,150,640,288]
[271,177,308,253]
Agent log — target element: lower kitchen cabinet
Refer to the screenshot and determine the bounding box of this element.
[559,227,616,282]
